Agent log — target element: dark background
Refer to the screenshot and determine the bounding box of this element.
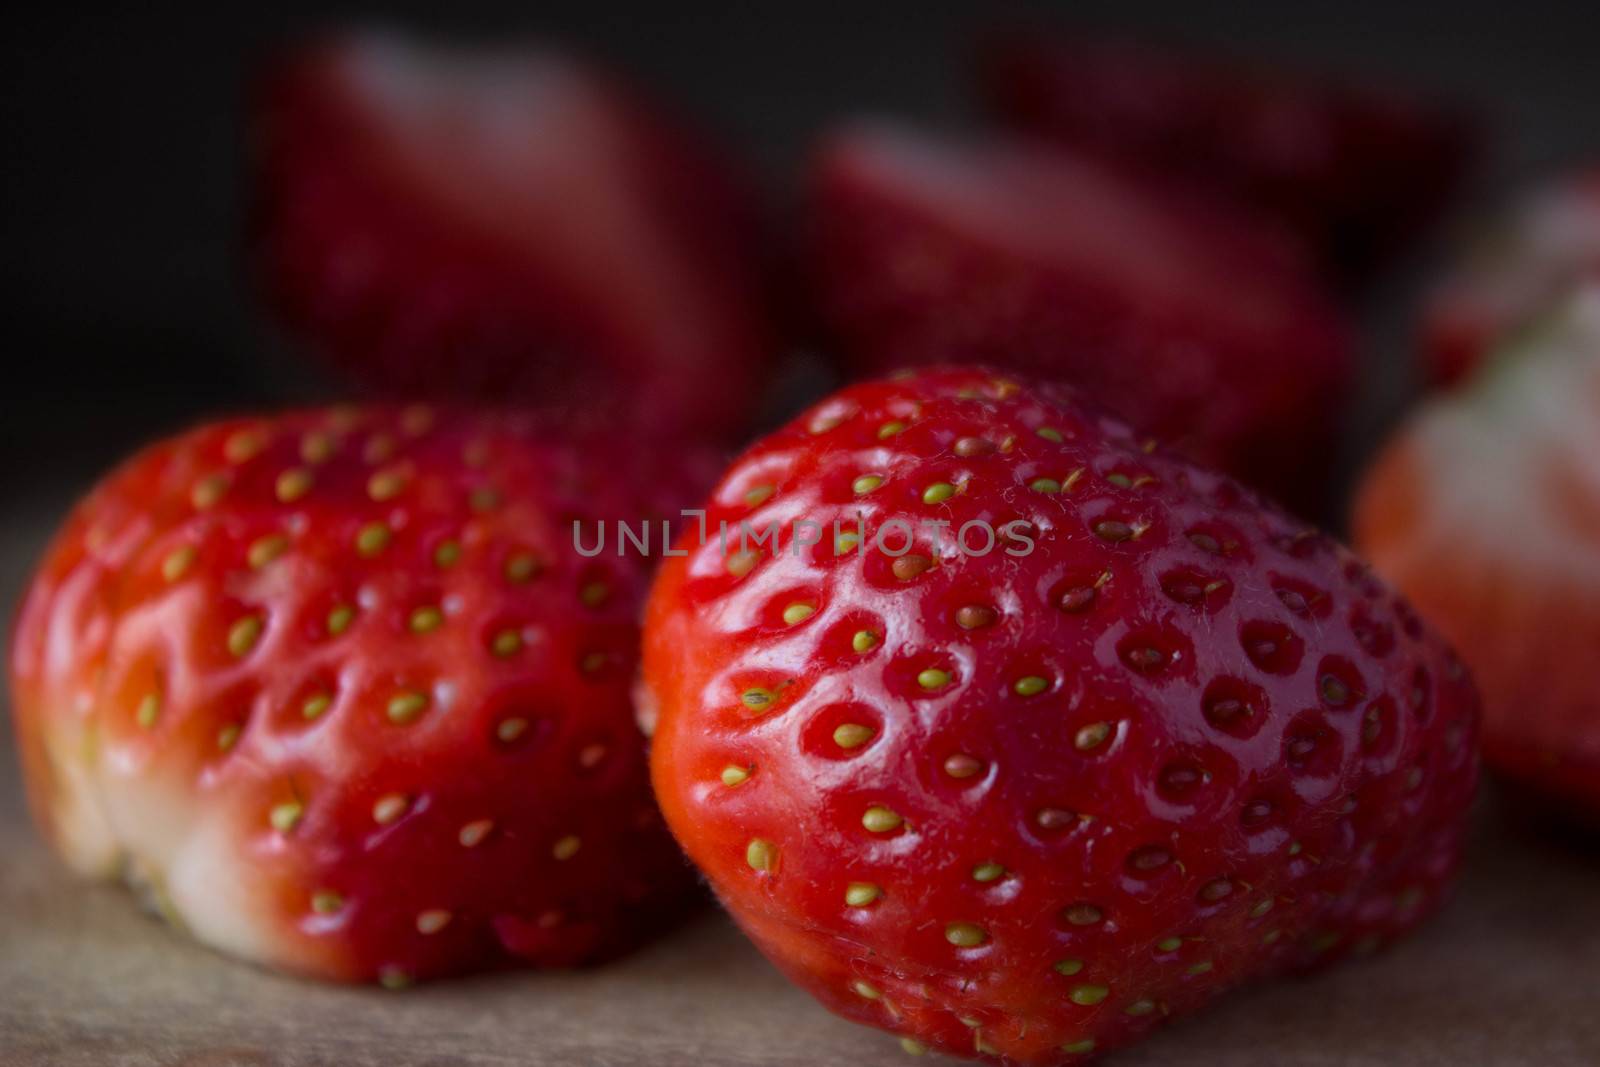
[4,1,1598,529]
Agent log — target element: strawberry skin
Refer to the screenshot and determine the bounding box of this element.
[978,32,1477,281]
[1423,168,1600,386]
[8,406,705,982]
[809,123,1352,512]
[1358,287,1600,816]
[645,367,1479,1063]
[253,30,772,437]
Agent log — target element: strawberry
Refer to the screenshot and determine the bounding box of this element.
[644,366,1479,1063]
[808,122,1352,513]
[1422,168,1600,386]
[8,405,708,982]
[977,31,1478,281]
[1357,286,1600,817]
[252,30,772,437]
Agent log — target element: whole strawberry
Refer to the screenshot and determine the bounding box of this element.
[977,31,1478,282]
[1358,287,1600,817]
[253,29,772,437]
[1423,168,1600,386]
[9,405,704,982]
[808,122,1352,513]
[645,367,1478,1063]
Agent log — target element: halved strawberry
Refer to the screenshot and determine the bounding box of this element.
[253,29,772,437]
[647,366,1479,1063]
[8,405,709,981]
[1357,286,1600,816]
[808,122,1352,512]
[1423,168,1600,385]
[978,31,1478,281]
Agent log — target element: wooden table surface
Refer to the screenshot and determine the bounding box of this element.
[3,499,1599,1067]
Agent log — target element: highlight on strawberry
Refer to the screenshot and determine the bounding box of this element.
[644,366,1480,1063]
[8,406,710,982]
[252,28,773,438]
[1357,285,1600,818]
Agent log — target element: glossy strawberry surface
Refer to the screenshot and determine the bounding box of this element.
[8,405,706,982]
[978,31,1477,281]
[1358,287,1600,816]
[1423,168,1600,386]
[253,30,772,437]
[808,122,1351,513]
[646,367,1479,1063]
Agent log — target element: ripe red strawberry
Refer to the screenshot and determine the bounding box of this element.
[1423,168,1600,386]
[645,367,1478,1063]
[253,30,772,437]
[977,31,1478,281]
[809,122,1352,513]
[1357,286,1600,817]
[8,405,707,982]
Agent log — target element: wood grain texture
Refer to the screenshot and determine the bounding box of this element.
[2,498,1599,1067]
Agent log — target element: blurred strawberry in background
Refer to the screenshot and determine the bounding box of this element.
[977,31,1478,284]
[252,29,774,439]
[808,122,1352,514]
[1423,168,1600,386]
[1355,285,1600,818]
